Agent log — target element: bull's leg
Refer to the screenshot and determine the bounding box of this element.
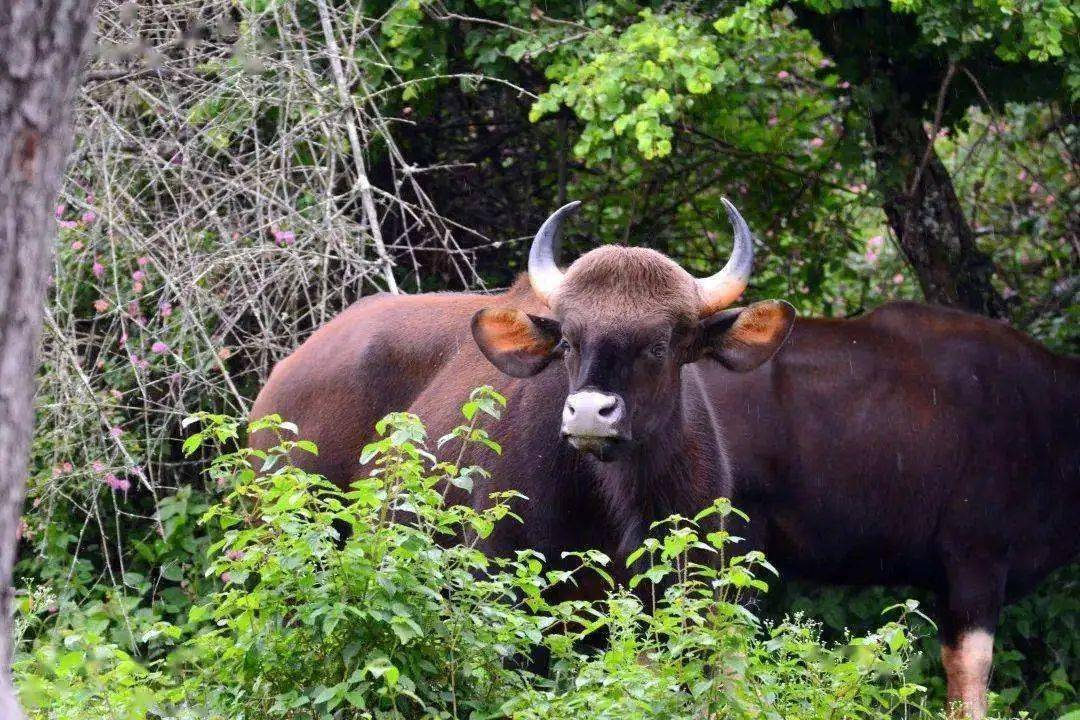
[940,627,995,719]
[938,558,1006,720]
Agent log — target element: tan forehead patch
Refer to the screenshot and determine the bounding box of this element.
[554,245,700,320]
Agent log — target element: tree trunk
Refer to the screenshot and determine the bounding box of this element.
[871,99,1007,318]
[0,1,96,716]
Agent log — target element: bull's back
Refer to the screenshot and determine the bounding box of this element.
[249,290,496,486]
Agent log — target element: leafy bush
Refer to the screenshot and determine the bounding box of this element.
[17,393,932,719]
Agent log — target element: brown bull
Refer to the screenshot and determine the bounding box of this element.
[251,202,1079,719]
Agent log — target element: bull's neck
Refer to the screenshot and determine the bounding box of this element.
[590,375,719,559]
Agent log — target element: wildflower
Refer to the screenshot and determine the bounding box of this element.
[71,240,84,251]
[92,261,105,278]
[273,229,296,246]
[109,426,123,439]
[105,474,130,492]
[159,301,173,318]
[62,462,73,473]
[777,70,790,80]
[133,282,144,293]
[767,116,779,127]
[1029,183,1041,195]
[92,460,105,474]
[93,298,109,313]
[892,273,904,284]
[221,572,232,584]
[55,204,65,218]
[110,389,122,400]
[151,341,169,354]
[1017,169,1027,181]
[838,81,851,89]
[226,550,244,561]
[1045,194,1056,206]
[810,137,824,149]
[132,270,146,282]
[82,211,96,225]
[137,256,149,266]
[58,219,79,229]
[819,58,833,68]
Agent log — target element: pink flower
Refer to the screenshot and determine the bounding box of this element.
[151,341,169,354]
[809,137,824,148]
[1017,169,1027,181]
[132,270,146,282]
[109,426,123,439]
[838,81,851,89]
[767,116,779,127]
[92,460,105,474]
[819,58,833,68]
[892,273,904,285]
[159,301,173,318]
[58,220,79,229]
[61,462,73,473]
[1044,194,1055,206]
[133,282,143,293]
[136,256,149,266]
[81,211,96,224]
[776,70,790,80]
[867,235,884,251]
[71,240,84,251]
[226,550,244,561]
[92,261,105,278]
[220,572,232,584]
[55,204,66,218]
[104,474,130,492]
[1029,183,1041,195]
[273,229,296,246]
[93,298,109,313]
[865,250,879,264]
[110,389,122,400]
[119,332,128,347]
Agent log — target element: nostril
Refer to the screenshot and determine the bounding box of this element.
[597,402,616,418]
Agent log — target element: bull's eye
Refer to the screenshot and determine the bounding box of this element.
[557,338,573,353]
[648,342,668,359]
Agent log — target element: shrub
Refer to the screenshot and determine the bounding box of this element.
[18,391,931,719]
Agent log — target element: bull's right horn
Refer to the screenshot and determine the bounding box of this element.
[528,201,581,305]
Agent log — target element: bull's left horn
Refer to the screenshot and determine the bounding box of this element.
[528,201,580,305]
[696,198,754,315]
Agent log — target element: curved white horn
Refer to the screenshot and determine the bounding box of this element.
[696,198,755,315]
[528,201,581,305]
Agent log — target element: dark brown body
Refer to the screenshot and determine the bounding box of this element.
[251,280,1079,712]
[252,277,731,584]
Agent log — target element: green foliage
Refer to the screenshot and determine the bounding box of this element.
[22,1,1078,718]
[18,403,933,719]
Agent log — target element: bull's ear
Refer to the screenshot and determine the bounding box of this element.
[698,300,795,372]
[472,308,563,378]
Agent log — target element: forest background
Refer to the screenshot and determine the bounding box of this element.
[15,0,1078,717]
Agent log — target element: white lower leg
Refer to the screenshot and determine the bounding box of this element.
[941,628,994,720]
